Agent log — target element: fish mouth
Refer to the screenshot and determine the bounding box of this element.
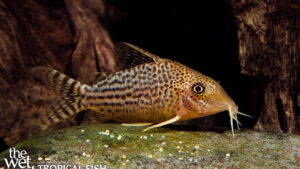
[227,103,252,138]
[228,104,240,138]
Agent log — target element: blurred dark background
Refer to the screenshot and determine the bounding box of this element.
[108,0,258,129]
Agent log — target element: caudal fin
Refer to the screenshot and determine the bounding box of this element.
[32,67,83,127]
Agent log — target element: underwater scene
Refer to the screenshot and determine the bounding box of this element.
[0,0,299,168]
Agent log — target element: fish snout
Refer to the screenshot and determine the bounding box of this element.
[227,102,239,118]
[212,88,237,114]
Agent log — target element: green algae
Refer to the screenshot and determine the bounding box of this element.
[0,123,299,168]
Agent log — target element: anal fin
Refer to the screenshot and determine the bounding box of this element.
[121,123,153,127]
[81,110,107,124]
[143,115,181,132]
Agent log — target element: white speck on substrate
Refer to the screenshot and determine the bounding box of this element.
[161,135,165,138]
[45,157,51,161]
[99,131,110,135]
[126,160,129,163]
[207,149,211,152]
[110,134,114,138]
[168,153,172,157]
[105,130,110,133]
[148,154,153,158]
[194,145,199,150]
[86,139,90,143]
[178,150,182,154]
[179,141,182,144]
[117,135,122,140]
[81,129,85,133]
[226,153,230,157]
[104,145,109,148]
[86,154,90,157]
[162,142,166,145]
[82,152,86,156]
[176,146,180,149]
[139,136,143,139]
[189,158,193,162]
[74,155,78,159]
[150,134,153,137]
[38,157,43,161]
[179,157,183,160]
[159,147,163,152]
[143,136,147,139]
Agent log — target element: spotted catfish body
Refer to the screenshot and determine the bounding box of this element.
[33,42,250,137]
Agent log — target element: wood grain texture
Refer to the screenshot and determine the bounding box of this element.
[0,0,117,146]
[228,0,299,133]
[64,0,117,83]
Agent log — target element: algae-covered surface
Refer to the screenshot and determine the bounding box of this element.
[0,124,299,168]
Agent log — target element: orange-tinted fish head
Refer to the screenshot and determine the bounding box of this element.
[174,66,249,138]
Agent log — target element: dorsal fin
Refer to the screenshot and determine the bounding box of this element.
[114,42,161,71]
[93,72,109,82]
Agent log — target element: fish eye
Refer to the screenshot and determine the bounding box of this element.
[192,83,205,94]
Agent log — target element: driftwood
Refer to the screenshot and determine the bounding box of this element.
[228,0,299,133]
[0,0,116,146]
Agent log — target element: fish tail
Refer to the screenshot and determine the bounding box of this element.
[32,67,84,126]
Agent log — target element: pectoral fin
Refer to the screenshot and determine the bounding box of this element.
[143,115,181,132]
[121,122,153,127]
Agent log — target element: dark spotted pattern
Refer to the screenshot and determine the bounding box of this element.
[82,60,178,123]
